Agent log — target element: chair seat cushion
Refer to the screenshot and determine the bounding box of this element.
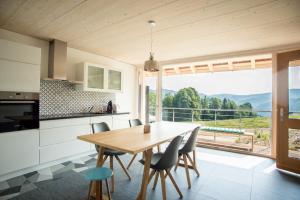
[104,149,126,156]
[83,167,113,181]
[139,152,164,168]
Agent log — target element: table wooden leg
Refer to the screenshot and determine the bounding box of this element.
[90,147,105,200]
[137,148,153,200]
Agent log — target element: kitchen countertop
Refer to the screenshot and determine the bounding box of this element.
[40,112,130,121]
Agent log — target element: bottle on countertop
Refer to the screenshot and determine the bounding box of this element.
[107,100,113,113]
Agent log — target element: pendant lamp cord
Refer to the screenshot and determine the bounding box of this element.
[150,24,153,55]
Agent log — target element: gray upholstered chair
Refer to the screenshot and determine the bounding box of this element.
[92,122,131,192]
[174,126,200,188]
[139,136,184,200]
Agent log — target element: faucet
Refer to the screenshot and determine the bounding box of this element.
[87,106,94,113]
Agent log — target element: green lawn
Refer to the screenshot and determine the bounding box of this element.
[194,117,271,129]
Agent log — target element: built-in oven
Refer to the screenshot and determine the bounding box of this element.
[0,92,39,133]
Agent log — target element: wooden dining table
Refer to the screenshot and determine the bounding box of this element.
[78,121,197,200]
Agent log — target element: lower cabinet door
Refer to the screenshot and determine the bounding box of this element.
[0,130,39,175]
[112,114,130,130]
[39,140,91,164]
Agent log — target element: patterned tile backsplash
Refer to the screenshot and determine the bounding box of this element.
[40,80,115,116]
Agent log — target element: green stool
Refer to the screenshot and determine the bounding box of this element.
[84,167,113,200]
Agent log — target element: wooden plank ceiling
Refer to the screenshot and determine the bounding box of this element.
[0,0,300,65]
[145,54,300,76]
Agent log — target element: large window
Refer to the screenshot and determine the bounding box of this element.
[161,66,273,156]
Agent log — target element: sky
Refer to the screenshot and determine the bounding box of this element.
[145,67,300,95]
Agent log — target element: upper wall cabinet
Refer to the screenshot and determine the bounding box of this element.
[75,62,122,93]
[0,39,41,92]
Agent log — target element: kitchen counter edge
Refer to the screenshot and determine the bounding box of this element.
[40,112,130,121]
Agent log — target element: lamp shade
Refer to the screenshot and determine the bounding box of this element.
[144,53,159,72]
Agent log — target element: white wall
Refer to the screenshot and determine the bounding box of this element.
[0,28,138,117]
[67,47,137,116]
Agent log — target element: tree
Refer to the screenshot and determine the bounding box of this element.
[162,94,174,107]
[173,87,201,121]
[200,96,209,119]
[228,99,238,119]
[162,94,174,121]
[239,102,256,117]
[209,97,222,109]
[209,97,222,120]
[148,92,156,115]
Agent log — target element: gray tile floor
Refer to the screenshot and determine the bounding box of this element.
[1,147,300,200]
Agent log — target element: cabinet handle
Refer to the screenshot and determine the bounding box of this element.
[280,107,284,122]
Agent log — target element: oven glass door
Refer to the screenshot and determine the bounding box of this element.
[0,101,39,133]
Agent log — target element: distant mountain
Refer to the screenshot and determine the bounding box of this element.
[162,89,176,97]
[151,88,300,112]
[209,89,300,111]
[210,92,272,111]
[159,88,300,112]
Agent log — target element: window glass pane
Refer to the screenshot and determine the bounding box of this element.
[288,61,300,119]
[289,128,300,160]
[108,70,121,90]
[145,72,158,122]
[88,66,104,89]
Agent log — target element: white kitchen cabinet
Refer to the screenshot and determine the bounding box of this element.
[0,39,41,92]
[112,114,130,130]
[39,118,92,164]
[90,116,113,129]
[0,130,39,176]
[40,124,90,146]
[0,59,40,92]
[39,140,91,164]
[40,117,90,129]
[0,39,41,65]
[75,62,122,93]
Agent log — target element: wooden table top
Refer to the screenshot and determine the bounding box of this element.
[78,121,198,154]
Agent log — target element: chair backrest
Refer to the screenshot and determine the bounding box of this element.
[129,119,142,127]
[154,135,183,170]
[91,122,111,152]
[180,126,200,154]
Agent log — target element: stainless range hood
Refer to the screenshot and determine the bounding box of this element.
[47,39,67,80]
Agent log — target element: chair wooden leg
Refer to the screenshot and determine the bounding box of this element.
[148,169,156,185]
[186,153,200,177]
[109,156,114,193]
[87,181,92,200]
[127,154,137,169]
[95,180,103,200]
[183,154,191,189]
[105,179,111,200]
[103,155,108,163]
[115,155,131,180]
[159,170,167,200]
[157,144,161,152]
[152,171,159,190]
[166,170,183,199]
[193,150,196,166]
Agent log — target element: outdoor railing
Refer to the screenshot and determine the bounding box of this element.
[149,107,300,156]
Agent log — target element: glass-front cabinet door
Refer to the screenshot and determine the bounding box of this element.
[108,69,122,91]
[87,65,104,90]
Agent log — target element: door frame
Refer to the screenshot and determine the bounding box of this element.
[275,49,300,174]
